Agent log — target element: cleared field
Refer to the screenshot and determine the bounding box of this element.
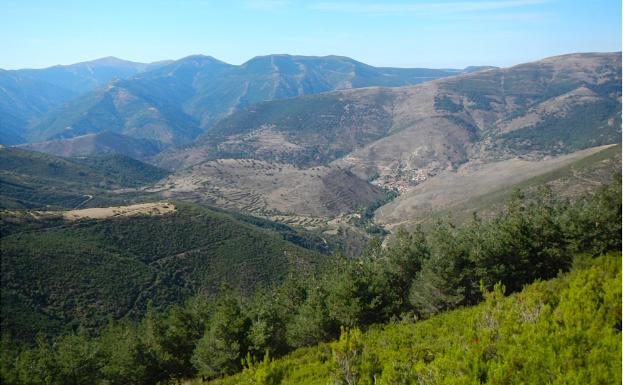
[376,144,620,228]
[60,201,176,220]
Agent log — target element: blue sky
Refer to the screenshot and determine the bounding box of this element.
[2,0,620,69]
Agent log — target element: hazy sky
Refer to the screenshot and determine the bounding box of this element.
[2,0,621,69]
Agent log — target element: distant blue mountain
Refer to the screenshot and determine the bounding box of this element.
[11,56,171,94]
[0,57,170,145]
[11,54,468,147]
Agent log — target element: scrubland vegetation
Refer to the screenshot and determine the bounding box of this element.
[211,252,620,385]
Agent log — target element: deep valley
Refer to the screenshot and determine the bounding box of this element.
[1,49,621,385]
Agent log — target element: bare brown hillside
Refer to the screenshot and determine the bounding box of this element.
[150,159,385,218]
[336,52,621,189]
[376,144,621,229]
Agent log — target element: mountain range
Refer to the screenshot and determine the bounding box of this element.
[2,51,620,228]
[1,54,480,148]
[147,52,621,225]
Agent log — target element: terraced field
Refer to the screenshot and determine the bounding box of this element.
[151,159,384,219]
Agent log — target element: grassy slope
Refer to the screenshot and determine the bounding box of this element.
[204,252,621,385]
[0,203,324,341]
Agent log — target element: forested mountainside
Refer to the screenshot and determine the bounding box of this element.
[4,55,468,149]
[0,147,168,209]
[1,173,619,385]
[1,202,333,342]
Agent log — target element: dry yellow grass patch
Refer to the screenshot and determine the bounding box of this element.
[61,202,175,221]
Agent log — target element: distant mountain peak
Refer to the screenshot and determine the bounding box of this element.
[39,56,148,70]
[176,54,228,64]
[89,56,131,65]
[242,53,351,64]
